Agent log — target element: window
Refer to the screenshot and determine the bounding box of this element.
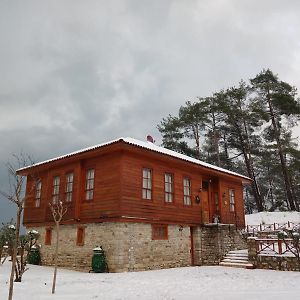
[85,169,95,200]
[229,189,235,212]
[152,224,168,240]
[65,173,74,202]
[52,176,60,204]
[35,180,42,207]
[164,173,173,203]
[45,228,52,245]
[183,177,191,205]
[76,227,85,246]
[142,168,152,200]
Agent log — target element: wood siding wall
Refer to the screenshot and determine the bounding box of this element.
[218,179,245,227]
[120,150,203,225]
[23,152,121,225]
[23,142,246,227]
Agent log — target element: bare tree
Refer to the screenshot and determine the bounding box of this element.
[49,200,68,294]
[0,154,35,300]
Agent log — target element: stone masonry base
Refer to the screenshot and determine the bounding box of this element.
[27,222,245,272]
[193,223,247,265]
[28,222,191,272]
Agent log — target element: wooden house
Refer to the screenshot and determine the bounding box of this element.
[18,137,251,272]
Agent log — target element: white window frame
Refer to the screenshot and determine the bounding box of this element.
[164,173,173,203]
[52,176,60,204]
[229,189,235,212]
[85,169,95,200]
[35,180,42,207]
[183,177,191,205]
[142,168,152,200]
[65,173,74,202]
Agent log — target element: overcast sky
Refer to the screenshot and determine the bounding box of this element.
[1,0,300,224]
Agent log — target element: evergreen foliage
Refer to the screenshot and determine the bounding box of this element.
[157,69,300,212]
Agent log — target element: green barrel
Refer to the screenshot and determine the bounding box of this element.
[92,246,107,273]
[27,247,41,265]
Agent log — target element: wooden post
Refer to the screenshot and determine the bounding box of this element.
[278,239,282,255]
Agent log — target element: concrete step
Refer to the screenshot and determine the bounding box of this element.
[219,262,254,269]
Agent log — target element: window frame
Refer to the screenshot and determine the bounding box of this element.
[164,173,174,203]
[229,188,235,212]
[76,227,85,246]
[152,224,168,240]
[142,168,152,200]
[65,172,74,202]
[52,176,60,204]
[183,177,191,206]
[85,169,95,201]
[35,180,42,208]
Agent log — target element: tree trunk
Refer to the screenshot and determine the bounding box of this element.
[52,222,59,294]
[222,132,231,169]
[235,124,264,211]
[266,93,297,211]
[212,112,221,167]
[192,125,201,159]
[8,206,22,300]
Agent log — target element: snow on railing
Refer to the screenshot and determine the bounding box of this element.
[255,238,297,256]
[246,222,300,234]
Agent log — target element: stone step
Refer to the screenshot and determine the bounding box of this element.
[222,258,249,263]
[219,262,254,269]
[225,254,248,259]
[220,249,253,269]
[228,250,248,255]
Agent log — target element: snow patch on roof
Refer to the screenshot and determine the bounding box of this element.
[17,137,251,181]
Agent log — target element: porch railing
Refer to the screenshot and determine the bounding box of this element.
[246,222,300,234]
[255,238,297,256]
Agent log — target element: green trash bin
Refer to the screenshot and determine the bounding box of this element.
[91,246,108,273]
[27,246,41,265]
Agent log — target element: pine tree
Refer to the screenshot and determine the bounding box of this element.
[178,100,210,159]
[250,69,300,211]
[215,83,265,211]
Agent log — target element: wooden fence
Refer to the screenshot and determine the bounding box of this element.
[246,222,300,235]
[255,238,297,256]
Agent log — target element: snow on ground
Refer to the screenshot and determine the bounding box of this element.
[245,211,300,225]
[1,262,300,300]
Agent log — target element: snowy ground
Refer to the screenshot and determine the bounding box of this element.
[1,262,300,300]
[2,212,299,299]
[245,211,300,225]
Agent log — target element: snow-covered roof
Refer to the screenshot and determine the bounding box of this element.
[17,137,251,181]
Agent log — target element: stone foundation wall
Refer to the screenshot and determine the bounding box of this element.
[193,223,247,265]
[27,222,191,272]
[256,255,300,271]
[27,222,247,272]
